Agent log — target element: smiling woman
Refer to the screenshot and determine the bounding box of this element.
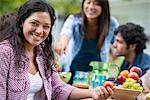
[83,0,102,20]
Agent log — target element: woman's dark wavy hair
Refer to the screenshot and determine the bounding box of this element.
[80,0,110,51]
[11,0,56,75]
[0,12,17,42]
[114,22,149,54]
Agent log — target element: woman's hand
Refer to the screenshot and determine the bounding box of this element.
[55,34,69,55]
[91,86,114,100]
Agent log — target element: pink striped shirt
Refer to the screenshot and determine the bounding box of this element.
[0,40,74,100]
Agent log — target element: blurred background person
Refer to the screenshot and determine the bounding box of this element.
[55,0,119,84]
[112,22,150,76]
[0,12,16,42]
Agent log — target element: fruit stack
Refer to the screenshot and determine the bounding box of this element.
[115,66,143,91]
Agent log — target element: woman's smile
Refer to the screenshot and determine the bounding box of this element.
[31,32,43,41]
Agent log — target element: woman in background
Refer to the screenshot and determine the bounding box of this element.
[55,0,119,84]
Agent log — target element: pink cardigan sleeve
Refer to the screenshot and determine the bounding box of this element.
[51,70,75,100]
[0,42,12,99]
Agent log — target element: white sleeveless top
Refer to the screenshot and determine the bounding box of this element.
[27,72,43,100]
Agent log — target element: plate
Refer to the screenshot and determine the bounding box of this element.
[112,87,142,100]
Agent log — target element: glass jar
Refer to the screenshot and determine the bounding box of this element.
[73,71,90,86]
[90,74,106,89]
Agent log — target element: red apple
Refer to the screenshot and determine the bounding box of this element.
[116,75,126,84]
[103,81,114,89]
[130,66,142,76]
[128,72,139,81]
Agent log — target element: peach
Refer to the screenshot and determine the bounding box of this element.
[119,70,129,78]
[130,66,142,76]
[128,72,139,81]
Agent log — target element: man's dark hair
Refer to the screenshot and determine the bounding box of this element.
[114,22,148,54]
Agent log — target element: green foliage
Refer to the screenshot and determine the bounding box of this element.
[0,0,26,15]
[49,0,81,16]
[0,0,81,16]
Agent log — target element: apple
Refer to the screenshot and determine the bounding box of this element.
[103,81,114,89]
[116,75,126,84]
[130,66,142,76]
[128,72,139,81]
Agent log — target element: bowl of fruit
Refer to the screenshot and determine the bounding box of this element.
[112,66,143,100]
[113,87,142,100]
[113,78,143,100]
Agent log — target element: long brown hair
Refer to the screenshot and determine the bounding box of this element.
[0,12,17,42]
[11,0,56,77]
[81,0,110,51]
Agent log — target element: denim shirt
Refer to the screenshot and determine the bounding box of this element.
[121,52,150,76]
[0,40,74,100]
[60,15,119,71]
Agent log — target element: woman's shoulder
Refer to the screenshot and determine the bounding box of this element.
[68,13,81,19]
[0,39,11,46]
[142,53,150,62]
[110,16,119,28]
[67,14,82,23]
[0,40,13,53]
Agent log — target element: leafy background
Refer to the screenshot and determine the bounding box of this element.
[0,0,81,16]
